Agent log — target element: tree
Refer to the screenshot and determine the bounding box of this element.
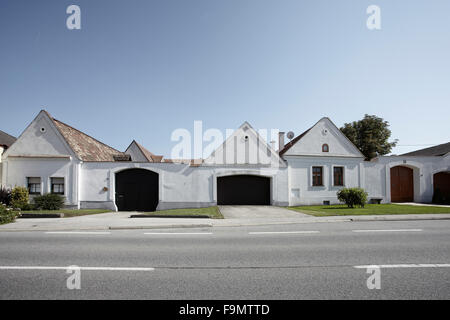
[340,114,398,160]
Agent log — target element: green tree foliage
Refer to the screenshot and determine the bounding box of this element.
[337,187,368,208]
[11,186,29,210]
[340,114,398,160]
[33,193,65,210]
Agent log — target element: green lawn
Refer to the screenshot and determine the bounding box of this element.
[140,206,224,219]
[20,209,110,218]
[288,204,450,217]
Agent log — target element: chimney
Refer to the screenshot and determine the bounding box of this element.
[270,140,276,150]
[278,131,285,151]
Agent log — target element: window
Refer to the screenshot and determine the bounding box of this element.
[334,167,344,186]
[27,177,41,195]
[312,167,323,186]
[322,144,329,152]
[51,177,65,195]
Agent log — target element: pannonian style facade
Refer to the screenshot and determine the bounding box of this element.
[1,110,449,211]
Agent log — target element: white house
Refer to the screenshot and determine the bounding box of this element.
[1,110,449,210]
[0,130,17,185]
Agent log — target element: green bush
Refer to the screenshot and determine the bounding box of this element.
[337,187,368,208]
[11,186,29,210]
[0,203,19,225]
[33,193,65,210]
[0,186,11,206]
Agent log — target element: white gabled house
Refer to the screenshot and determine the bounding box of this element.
[1,110,449,211]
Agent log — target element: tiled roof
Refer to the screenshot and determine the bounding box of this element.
[134,141,163,163]
[401,142,450,157]
[0,130,16,148]
[48,113,125,162]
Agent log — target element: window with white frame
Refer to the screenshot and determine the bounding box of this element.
[51,177,65,195]
[333,166,344,186]
[312,166,323,186]
[27,177,41,195]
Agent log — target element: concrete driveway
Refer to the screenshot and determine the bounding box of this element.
[218,205,310,219]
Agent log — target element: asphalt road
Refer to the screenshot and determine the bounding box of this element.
[0,220,449,299]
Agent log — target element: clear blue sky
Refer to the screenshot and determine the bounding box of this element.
[1,0,449,157]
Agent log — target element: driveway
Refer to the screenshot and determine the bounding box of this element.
[218,205,310,219]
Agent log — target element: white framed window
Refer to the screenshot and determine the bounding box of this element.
[51,177,65,195]
[333,166,344,186]
[312,166,324,186]
[27,177,41,195]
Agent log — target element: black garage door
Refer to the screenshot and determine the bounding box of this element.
[115,169,159,211]
[217,175,270,205]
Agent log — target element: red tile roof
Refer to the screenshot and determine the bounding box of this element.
[133,140,163,163]
[47,112,125,162]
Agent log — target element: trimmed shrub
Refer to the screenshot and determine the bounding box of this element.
[0,203,19,225]
[0,186,12,206]
[33,193,65,210]
[337,187,368,208]
[11,186,29,210]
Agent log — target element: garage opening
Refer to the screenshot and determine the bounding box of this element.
[115,168,159,211]
[390,166,414,202]
[217,175,270,205]
[433,171,450,204]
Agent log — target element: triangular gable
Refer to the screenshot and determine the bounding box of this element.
[125,140,163,162]
[3,110,77,159]
[281,117,364,158]
[4,110,126,162]
[204,121,286,167]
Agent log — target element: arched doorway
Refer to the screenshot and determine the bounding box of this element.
[217,175,270,205]
[390,166,414,202]
[115,169,159,211]
[433,171,450,204]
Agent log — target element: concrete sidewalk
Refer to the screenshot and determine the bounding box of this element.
[0,210,450,232]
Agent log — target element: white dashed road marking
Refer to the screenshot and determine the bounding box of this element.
[0,266,154,271]
[249,231,319,235]
[354,264,450,269]
[45,231,111,235]
[143,232,213,235]
[352,229,423,233]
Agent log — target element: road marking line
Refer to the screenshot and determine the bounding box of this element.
[354,264,450,269]
[143,232,213,235]
[0,266,154,271]
[249,231,319,235]
[352,229,423,233]
[45,231,111,234]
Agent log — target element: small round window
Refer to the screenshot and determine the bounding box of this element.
[322,144,329,152]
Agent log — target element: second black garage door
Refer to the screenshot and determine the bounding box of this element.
[217,175,270,205]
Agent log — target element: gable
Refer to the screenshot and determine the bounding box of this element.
[282,118,364,158]
[125,141,163,162]
[204,122,285,167]
[4,111,75,158]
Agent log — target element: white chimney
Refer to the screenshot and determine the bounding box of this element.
[270,140,276,150]
[278,132,285,151]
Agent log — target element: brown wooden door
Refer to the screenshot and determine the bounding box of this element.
[390,166,414,202]
[433,172,450,204]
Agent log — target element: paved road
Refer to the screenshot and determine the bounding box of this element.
[218,205,310,218]
[0,220,449,299]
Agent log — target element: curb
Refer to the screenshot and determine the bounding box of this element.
[18,213,63,218]
[108,224,213,230]
[129,215,210,219]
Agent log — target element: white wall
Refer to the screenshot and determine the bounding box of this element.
[1,157,79,207]
[364,156,449,203]
[79,162,289,210]
[286,156,363,205]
